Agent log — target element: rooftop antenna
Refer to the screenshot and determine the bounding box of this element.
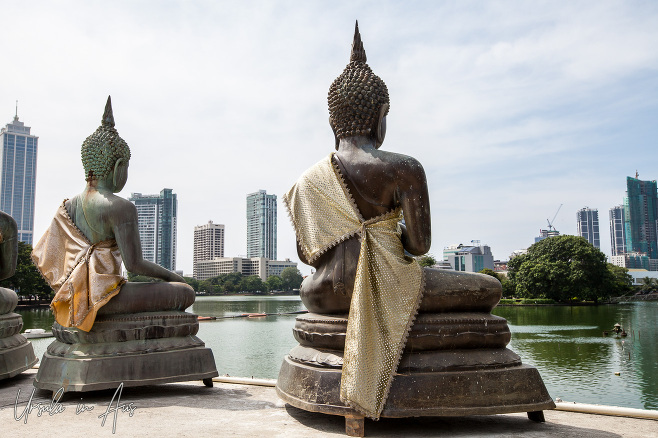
[14,100,18,121]
[636,170,639,179]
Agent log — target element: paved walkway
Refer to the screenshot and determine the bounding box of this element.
[1,370,656,437]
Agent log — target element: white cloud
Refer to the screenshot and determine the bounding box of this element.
[1,1,657,274]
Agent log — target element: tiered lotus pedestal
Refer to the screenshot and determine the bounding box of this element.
[34,310,218,395]
[0,288,38,380]
[277,311,555,436]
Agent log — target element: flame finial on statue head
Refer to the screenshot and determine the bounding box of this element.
[102,95,115,127]
[328,20,389,140]
[81,96,131,181]
[350,20,367,63]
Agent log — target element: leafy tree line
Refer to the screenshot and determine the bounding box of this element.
[499,235,632,303]
[129,266,303,294]
[0,242,51,298]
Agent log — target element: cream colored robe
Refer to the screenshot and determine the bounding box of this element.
[284,153,424,419]
[31,201,125,332]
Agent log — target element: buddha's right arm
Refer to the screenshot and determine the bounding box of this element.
[399,162,432,255]
[112,207,184,283]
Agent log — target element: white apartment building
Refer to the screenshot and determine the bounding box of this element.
[194,257,297,281]
[193,221,225,278]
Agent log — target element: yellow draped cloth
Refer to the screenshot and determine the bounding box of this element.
[284,153,424,419]
[31,201,125,332]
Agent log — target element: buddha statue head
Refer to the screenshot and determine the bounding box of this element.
[328,21,390,148]
[81,96,131,191]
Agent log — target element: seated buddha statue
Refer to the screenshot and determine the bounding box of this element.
[32,96,192,331]
[277,22,553,436]
[0,210,38,379]
[31,97,217,393]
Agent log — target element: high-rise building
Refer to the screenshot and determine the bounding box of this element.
[624,176,658,259]
[609,205,626,256]
[246,190,277,260]
[0,110,38,245]
[576,207,600,249]
[129,189,178,271]
[193,221,225,278]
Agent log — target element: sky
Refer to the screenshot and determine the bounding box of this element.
[2,0,658,276]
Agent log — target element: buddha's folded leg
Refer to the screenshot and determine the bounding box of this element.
[97,281,195,315]
[420,268,502,313]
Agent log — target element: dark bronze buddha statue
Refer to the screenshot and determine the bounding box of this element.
[32,97,217,393]
[0,210,38,379]
[276,22,554,436]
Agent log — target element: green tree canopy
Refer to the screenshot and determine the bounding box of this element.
[506,235,615,303]
[239,275,265,293]
[478,268,502,283]
[266,275,283,292]
[280,267,303,291]
[0,242,51,298]
[417,254,437,267]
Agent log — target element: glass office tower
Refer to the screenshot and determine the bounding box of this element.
[0,113,38,245]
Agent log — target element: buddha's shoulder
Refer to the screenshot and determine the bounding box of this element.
[374,150,425,178]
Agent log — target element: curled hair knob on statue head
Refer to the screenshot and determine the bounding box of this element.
[328,21,390,144]
[81,96,131,182]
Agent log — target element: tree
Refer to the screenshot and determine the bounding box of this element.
[266,275,283,292]
[239,275,265,293]
[506,235,614,303]
[0,242,51,298]
[605,264,633,296]
[183,276,199,291]
[280,267,303,291]
[417,254,437,267]
[478,268,502,282]
[639,276,658,294]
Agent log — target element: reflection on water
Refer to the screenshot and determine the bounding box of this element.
[16,298,658,410]
[493,302,658,410]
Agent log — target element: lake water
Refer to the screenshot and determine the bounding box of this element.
[17,297,658,410]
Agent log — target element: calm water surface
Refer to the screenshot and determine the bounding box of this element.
[17,297,658,410]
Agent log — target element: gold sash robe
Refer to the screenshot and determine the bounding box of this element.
[284,154,424,419]
[31,201,125,332]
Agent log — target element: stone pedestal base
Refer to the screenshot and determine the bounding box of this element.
[34,311,218,393]
[0,337,38,379]
[34,345,217,392]
[0,311,38,380]
[277,353,555,418]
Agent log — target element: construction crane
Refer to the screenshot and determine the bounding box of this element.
[547,204,563,232]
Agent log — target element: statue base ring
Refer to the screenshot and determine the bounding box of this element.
[34,311,218,393]
[0,304,38,380]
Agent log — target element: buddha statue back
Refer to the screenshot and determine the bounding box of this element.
[32,97,217,394]
[276,22,554,437]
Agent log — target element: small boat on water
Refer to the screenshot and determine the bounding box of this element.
[242,313,267,318]
[23,328,53,339]
[197,316,216,321]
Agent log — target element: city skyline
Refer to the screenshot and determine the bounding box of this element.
[4,1,658,275]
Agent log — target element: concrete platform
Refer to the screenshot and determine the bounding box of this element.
[0,369,656,437]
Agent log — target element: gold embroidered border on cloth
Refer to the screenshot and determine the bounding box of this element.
[284,153,424,419]
[31,201,125,332]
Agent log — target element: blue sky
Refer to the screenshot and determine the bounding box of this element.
[2,1,658,275]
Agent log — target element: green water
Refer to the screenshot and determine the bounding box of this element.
[492,302,658,410]
[17,298,658,410]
